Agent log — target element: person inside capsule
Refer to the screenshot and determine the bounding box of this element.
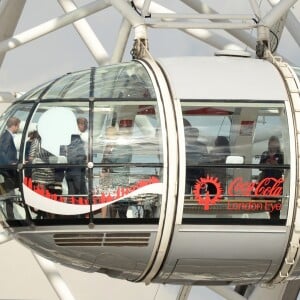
[258,135,284,220]
[208,136,231,194]
[28,131,64,195]
[0,117,21,219]
[77,117,88,147]
[184,120,208,195]
[24,130,39,178]
[65,133,87,196]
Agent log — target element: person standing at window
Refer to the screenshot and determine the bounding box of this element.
[259,136,283,179]
[259,135,284,220]
[65,134,87,195]
[209,136,231,194]
[0,117,21,219]
[28,133,58,193]
[185,126,208,194]
[24,130,39,178]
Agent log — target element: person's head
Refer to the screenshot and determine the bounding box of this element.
[214,136,230,154]
[183,118,191,127]
[215,136,229,147]
[6,117,20,134]
[268,136,280,153]
[77,117,88,133]
[28,130,39,140]
[185,127,199,141]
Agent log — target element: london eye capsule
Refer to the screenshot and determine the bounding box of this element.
[0,54,300,286]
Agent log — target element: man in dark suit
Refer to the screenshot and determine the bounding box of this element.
[0,117,21,219]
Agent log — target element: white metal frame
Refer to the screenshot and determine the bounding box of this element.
[0,0,299,66]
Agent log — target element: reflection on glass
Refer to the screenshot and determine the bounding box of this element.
[18,61,162,222]
[182,102,290,223]
[92,101,162,220]
[22,102,89,219]
[20,61,155,101]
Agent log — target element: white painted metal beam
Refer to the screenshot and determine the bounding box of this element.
[269,0,300,49]
[135,0,244,52]
[141,0,152,17]
[176,285,192,300]
[0,0,109,55]
[33,252,76,300]
[152,13,254,20]
[209,286,247,300]
[0,0,26,66]
[286,10,300,47]
[262,0,298,28]
[110,18,132,63]
[148,21,255,30]
[249,0,262,20]
[110,0,147,41]
[181,0,257,51]
[58,0,109,65]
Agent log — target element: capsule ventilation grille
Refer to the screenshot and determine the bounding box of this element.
[53,232,150,247]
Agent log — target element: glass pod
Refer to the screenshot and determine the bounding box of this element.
[0,56,298,285]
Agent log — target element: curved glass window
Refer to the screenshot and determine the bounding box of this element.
[0,61,162,225]
[92,101,162,220]
[20,62,155,100]
[182,101,290,225]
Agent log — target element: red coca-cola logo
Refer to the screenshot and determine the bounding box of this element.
[255,177,284,196]
[228,177,283,197]
[192,176,284,212]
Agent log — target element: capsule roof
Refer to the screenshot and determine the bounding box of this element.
[157,56,289,101]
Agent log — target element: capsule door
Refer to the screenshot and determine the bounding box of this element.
[155,100,293,285]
